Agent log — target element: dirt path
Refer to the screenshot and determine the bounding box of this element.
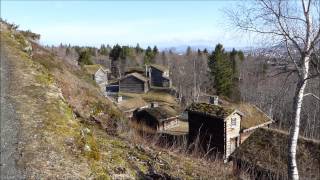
[0,42,25,179]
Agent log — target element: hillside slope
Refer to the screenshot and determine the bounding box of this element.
[0,22,233,179]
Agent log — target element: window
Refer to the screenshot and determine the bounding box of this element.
[231,117,237,128]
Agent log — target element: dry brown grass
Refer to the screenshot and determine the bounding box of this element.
[2,25,235,179]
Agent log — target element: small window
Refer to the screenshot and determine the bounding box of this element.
[231,118,237,128]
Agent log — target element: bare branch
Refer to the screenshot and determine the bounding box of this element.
[303,93,320,101]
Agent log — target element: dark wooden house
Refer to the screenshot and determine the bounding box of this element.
[187,103,243,160]
[147,64,172,89]
[133,106,179,131]
[119,73,149,93]
[231,128,320,179]
[106,79,119,95]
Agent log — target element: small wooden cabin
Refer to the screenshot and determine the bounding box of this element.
[231,128,320,180]
[235,104,274,143]
[187,103,243,159]
[119,73,149,93]
[84,64,110,85]
[133,106,179,131]
[147,64,172,88]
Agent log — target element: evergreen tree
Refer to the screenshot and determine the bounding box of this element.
[144,46,154,64]
[208,44,233,97]
[135,43,143,54]
[109,44,122,61]
[186,46,192,56]
[203,48,208,54]
[78,49,93,66]
[153,46,159,54]
[237,50,245,61]
[230,48,238,74]
[120,46,130,59]
[197,49,202,56]
[100,44,109,55]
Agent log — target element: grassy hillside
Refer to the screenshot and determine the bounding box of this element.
[1,21,233,179]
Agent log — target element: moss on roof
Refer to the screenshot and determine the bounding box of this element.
[125,66,145,74]
[142,106,178,122]
[123,72,148,82]
[231,103,273,131]
[150,64,168,72]
[84,64,103,74]
[118,97,148,112]
[231,128,320,178]
[187,103,235,119]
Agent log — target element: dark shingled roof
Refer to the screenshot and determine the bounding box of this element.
[142,106,178,122]
[231,128,320,179]
[186,103,236,119]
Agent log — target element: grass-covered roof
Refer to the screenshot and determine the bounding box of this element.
[118,97,148,112]
[187,103,235,119]
[84,64,109,75]
[123,72,148,82]
[125,66,145,75]
[231,128,320,178]
[142,106,178,122]
[232,103,273,131]
[150,64,169,72]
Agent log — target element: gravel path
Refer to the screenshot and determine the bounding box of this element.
[0,43,25,179]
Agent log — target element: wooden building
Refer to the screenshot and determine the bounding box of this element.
[231,128,320,179]
[84,64,110,85]
[118,97,149,118]
[197,95,274,144]
[133,106,180,131]
[119,73,149,93]
[187,103,243,159]
[106,79,119,95]
[235,103,274,143]
[147,64,172,89]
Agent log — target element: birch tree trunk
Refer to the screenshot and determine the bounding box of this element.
[227,0,320,179]
[288,80,306,179]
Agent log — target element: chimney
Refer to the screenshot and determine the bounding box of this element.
[209,95,219,105]
[117,96,123,103]
[150,102,158,108]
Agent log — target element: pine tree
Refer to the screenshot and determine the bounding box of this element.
[203,48,208,54]
[153,46,159,54]
[144,46,154,64]
[197,49,202,56]
[78,49,93,66]
[135,43,143,54]
[186,46,192,56]
[109,44,122,61]
[208,44,233,97]
[100,44,108,55]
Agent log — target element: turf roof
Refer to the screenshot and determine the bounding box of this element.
[231,103,273,131]
[187,103,236,119]
[231,128,320,178]
[84,64,110,75]
[149,64,169,72]
[142,106,178,122]
[122,72,148,82]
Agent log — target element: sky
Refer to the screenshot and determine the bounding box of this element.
[1,0,254,49]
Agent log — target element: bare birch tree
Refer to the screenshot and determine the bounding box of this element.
[227,0,320,179]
